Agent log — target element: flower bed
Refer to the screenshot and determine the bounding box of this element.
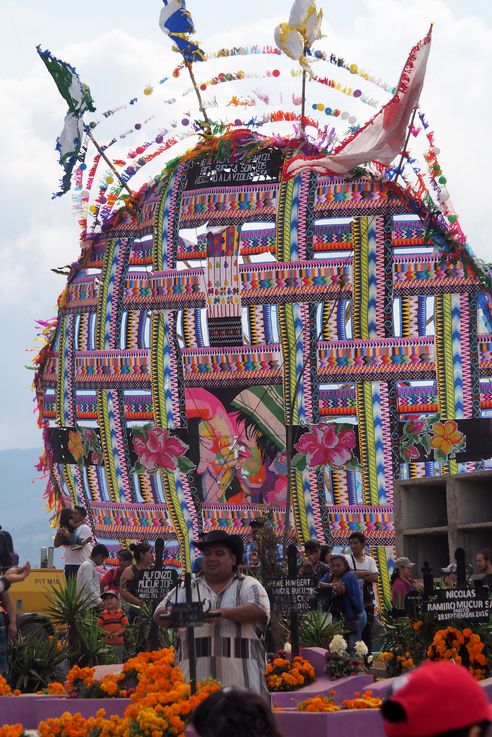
[0,649,219,736]
[8,639,492,737]
[380,618,491,680]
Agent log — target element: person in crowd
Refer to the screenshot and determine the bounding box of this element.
[441,563,457,589]
[391,557,417,616]
[381,660,492,737]
[97,589,129,662]
[0,563,31,675]
[120,541,154,621]
[244,519,283,571]
[99,548,133,594]
[192,687,283,737]
[0,531,19,566]
[55,506,92,578]
[345,531,379,653]
[54,508,75,548]
[76,543,109,609]
[317,544,333,609]
[298,539,330,584]
[0,533,20,672]
[475,548,492,589]
[243,520,263,568]
[192,532,206,575]
[320,544,332,567]
[154,530,270,698]
[319,554,366,653]
[0,562,30,594]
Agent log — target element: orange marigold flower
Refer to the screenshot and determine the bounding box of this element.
[0,726,25,737]
[0,675,12,696]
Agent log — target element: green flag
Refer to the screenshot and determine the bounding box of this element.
[37,46,96,197]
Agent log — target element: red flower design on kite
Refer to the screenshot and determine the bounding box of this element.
[401,443,420,461]
[405,420,425,436]
[133,427,189,472]
[295,423,356,469]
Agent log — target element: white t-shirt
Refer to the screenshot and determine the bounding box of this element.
[345,553,379,604]
[64,523,92,565]
[76,559,102,607]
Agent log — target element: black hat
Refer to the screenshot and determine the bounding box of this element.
[249,519,265,529]
[195,531,244,565]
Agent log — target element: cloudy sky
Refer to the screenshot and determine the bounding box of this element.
[1,0,492,451]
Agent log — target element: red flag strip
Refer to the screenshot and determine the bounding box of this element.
[283,25,433,180]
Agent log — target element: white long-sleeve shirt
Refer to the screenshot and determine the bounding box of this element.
[76,559,102,608]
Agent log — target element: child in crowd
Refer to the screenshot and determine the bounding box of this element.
[97,590,128,663]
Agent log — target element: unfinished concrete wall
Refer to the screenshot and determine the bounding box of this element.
[394,471,492,574]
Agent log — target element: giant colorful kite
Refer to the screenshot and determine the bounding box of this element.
[33,1,492,596]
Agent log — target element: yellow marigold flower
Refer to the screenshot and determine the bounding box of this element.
[430,420,464,454]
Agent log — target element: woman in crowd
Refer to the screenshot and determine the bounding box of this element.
[320,544,332,567]
[120,541,154,621]
[100,548,133,594]
[53,509,75,562]
[192,688,282,737]
[391,556,417,617]
[54,508,75,540]
[319,554,366,652]
[0,533,17,674]
[0,531,19,566]
[54,506,92,579]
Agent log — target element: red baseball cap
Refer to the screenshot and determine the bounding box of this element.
[381,661,492,737]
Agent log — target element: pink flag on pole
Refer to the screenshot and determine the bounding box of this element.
[283,26,433,180]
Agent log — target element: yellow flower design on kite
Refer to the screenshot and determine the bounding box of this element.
[68,431,85,462]
[430,420,464,455]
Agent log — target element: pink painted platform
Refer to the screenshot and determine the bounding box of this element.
[273,708,384,737]
[271,673,373,708]
[269,646,373,708]
[0,696,130,728]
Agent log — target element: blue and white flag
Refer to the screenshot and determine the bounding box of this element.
[159,1,205,63]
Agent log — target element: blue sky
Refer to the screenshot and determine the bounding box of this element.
[1,0,492,451]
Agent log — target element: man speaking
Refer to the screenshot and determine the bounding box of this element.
[154,531,270,697]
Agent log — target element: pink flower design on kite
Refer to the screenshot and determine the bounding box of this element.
[133,427,189,472]
[295,423,356,469]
